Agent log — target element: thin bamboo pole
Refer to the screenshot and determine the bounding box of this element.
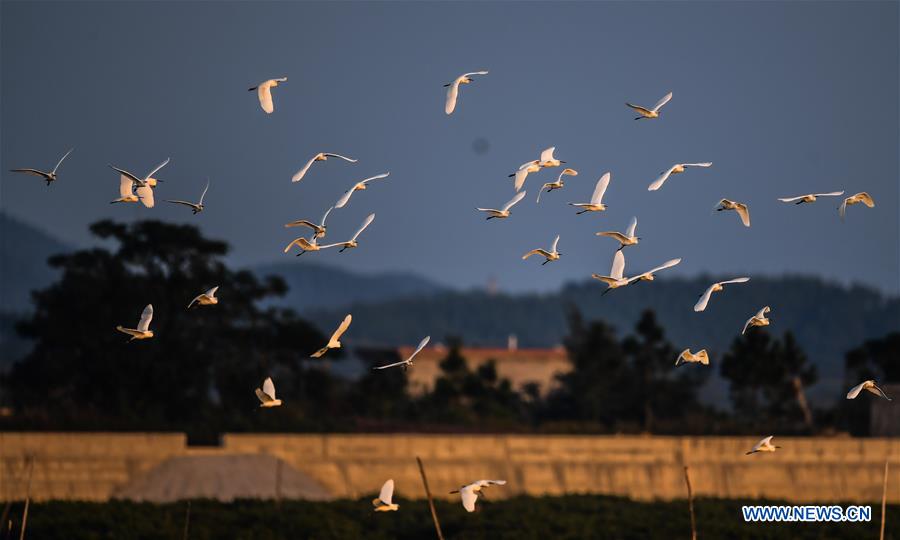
[416,457,445,540]
[683,465,697,540]
[880,460,889,540]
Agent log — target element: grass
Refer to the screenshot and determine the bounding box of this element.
[4,495,897,540]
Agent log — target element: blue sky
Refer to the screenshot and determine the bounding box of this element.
[2,1,897,294]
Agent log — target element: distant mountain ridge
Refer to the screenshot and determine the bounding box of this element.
[0,213,70,313]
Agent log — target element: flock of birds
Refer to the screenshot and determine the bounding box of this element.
[7,69,890,512]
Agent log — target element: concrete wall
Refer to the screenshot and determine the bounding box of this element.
[2,433,899,503]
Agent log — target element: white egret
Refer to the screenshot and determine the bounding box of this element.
[538,147,565,168]
[373,336,431,370]
[777,191,844,205]
[569,172,610,214]
[285,207,333,239]
[742,306,770,334]
[591,250,631,293]
[110,174,139,204]
[326,213,375,252]
[444,71,488,115]
[249,77,287,114]
[476,190,527,220]
[596,216,639,250]
[675,349,709,367]
[536,168,578,203]
[187,286,219,309]
[509,160,540,192]
[372,479,399,511]
[522,235,561,265]
[311,314,352,358]
[116,304,154,341]
[714,199,751,227]
[647,162,712,191]
[626,91,672,120]
[283,233,338,256]
[291,153,358,183]
[255,377,282,408]
[166,178,210,214]
[839,192,875,220]
[745,436,780,455]
[9,148,73,185]
[694,278,750,312]
[335,173,390,209]
[846,380,892,401]
[450,480,506,512]
[109,158,170,209]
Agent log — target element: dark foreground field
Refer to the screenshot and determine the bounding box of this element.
[5,496,897,540]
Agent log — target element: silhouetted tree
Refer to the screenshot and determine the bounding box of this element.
[2,220,326,441]
[720,330,816,433]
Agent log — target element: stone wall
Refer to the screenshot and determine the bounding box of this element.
[2,433,899,503]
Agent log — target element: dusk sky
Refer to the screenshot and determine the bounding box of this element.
[2,1,897,294]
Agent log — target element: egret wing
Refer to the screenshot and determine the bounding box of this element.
[813,191,844,197]
[350,214,375,241]
[721,277,750,286]
[136,185,155,208]
[648,166,676,191]
[323,153,357,163]
[407,336,431,362]
[550,235,560,253]
[52,148,74,173]
[735,204,751,227]
[651,91,673,112]
[379,479,395,504]
[591,173,610,204]
[460,487,478,512]
[539,147,556,163]
[625,216,638,238]
[694,285,715,312]
[445,80,461,115]
[262,377,276,400]
[143,157,170,181]
[292,155,318,183]
[198,178,210,205]
[137,304,153,331]
[258,85,274,113]
[610,250,625,280]
[119,175,135,197]
[501,190,527,211]
[255,388,273,404]
[335,188,355,209]
[330,314,352,342]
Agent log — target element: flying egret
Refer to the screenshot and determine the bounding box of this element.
[628,258,681,283]
[647,162,712,191]
[846,380,892,401]
[167,178,210,214]
[116,304,154,341]
[538,147,565,168]
[444,71,488,115]
[187,286,219,309]
[777,191,844,205]
[110,174,139,204]
[372,479,399,511]
[283,233,338,256]
[450,480,506,513]
[311,314,352,358]
[509,160,540,192]
[335,173,390,209]
[109,157,170,209]
[522,235,561,265]
[373,336,431,370]
[9,148,73,186]
[714,199,751,227]
[255,377,282,408]
[249,77,287,114]
[285,207,333,239]
[742,306,770,335]
[536,168,578,203]
[326,213,375,252]
[292,153,358,183]
[591,250,631,293]
[675,349,709,367]
[596,216,639,250]
[626,91,672,120]
[839,192,875,220]
[695,278,750,312]
[745,436,780,455]
[476,190,527,220]
[569,172,611,214]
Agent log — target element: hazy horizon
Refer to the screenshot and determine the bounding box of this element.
[2,1,898,295]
